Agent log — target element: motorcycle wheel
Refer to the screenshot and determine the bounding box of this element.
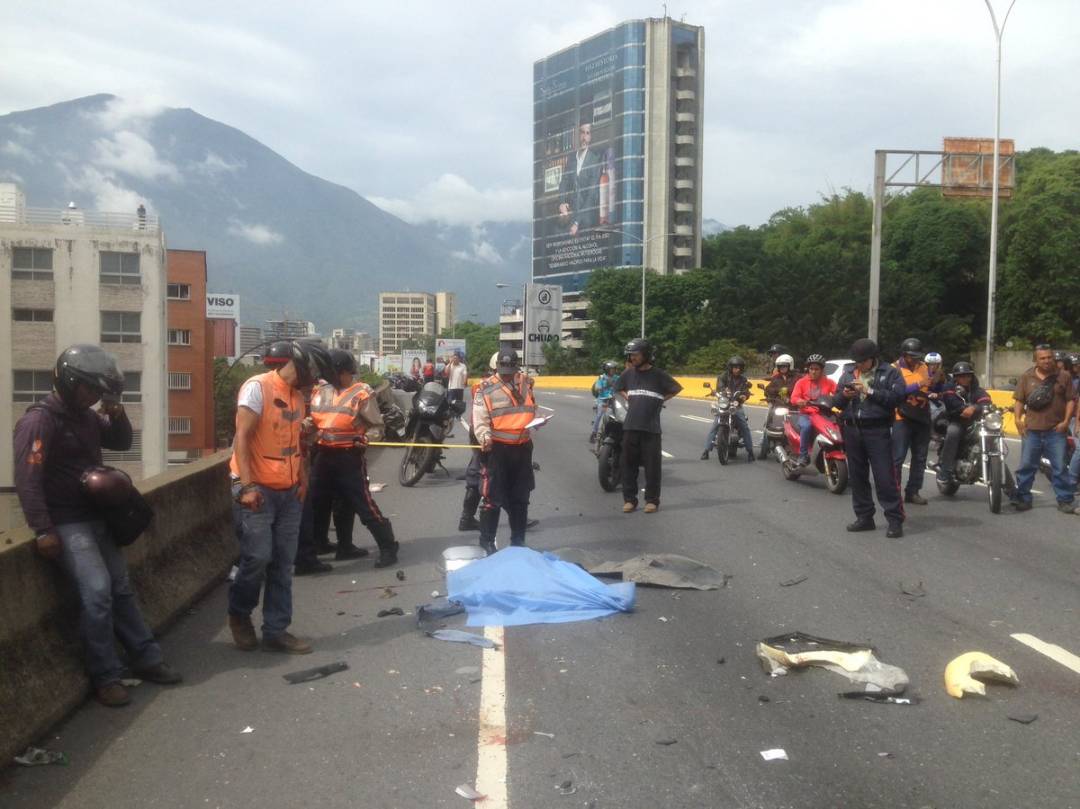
[825,458,848,494]
[715,427,730,465]
[597,444,620,492]
[781,460,801,481]
[758,436,771,460]
[398,436,432,487]
[987,457,1004,514]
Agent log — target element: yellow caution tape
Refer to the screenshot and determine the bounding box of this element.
[367,441,482,449]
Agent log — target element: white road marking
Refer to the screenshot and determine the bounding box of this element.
[661,450,674,459]
[1011,633,1080,676]
[537,405,555,412]
[475,626,508,807]
[680,414,713,424]
[561,394,585,399]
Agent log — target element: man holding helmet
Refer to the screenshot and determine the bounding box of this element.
[701,355,755,462]
[892,338,933,506]
[615,338,682,512]
[936,362,992,485]
[228,339,331,654]
[14,344,182,706]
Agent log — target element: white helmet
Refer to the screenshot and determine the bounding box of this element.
[925,352,943,365]
[489,351,500,371]
[775,353,794,369]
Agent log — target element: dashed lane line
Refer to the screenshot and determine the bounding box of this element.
[680,414,713,424]
[1011,633,1080,676]
[475,625,508,807]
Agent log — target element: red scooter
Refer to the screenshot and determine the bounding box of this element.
[774,402,849,494]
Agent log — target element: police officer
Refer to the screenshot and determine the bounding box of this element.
[473,350,537,555]
[892,337,932,506]
[833,338,906,538]
[308,349,400,568]
[459,352,500,531]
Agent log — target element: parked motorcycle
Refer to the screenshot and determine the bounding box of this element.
[934,402,1013,514]
[756,382,790,461]
[1039,434,1076,486]
[774,403,848,494]
[703,382,748,465]
[595,396,628,492]
[376,379,465,487]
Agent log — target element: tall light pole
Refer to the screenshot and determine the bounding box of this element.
[595,228,679,339]
[983,0,1016,385]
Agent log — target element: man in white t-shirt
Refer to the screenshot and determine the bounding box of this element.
[446,352,468,406]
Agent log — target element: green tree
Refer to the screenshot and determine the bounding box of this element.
[213,357,261,447]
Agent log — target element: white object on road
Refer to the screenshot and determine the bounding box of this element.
[944,651,1019,698]
[661,450,674,458]
[443,546,486,574]
[241,726,254,734]
[370,482,387,492]
[760,748,789,761]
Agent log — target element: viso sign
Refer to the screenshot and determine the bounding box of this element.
[206,293,240,320]
[524,284,563,367]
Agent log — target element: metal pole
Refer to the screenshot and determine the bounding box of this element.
[868,150,886,342]
[522,282,528,368]
[640,264,646,338]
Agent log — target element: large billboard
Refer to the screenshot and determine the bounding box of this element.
[533,22,647,289]
[206,293,240,320]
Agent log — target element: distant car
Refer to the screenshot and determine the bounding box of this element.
[824,359,855,386]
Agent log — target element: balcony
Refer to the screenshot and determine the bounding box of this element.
[674,201,694,212]
[674,179,694,190]
[674,225,694,236]
[673,246,694,257]
[675,112,696,123]
[675,67,697,78]
[675,89,696,101]
[675,156,695,167]
[675,135,695,146]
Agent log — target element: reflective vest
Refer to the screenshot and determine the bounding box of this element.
[310,381,373,448]
[894,361,930,422]
[481,374,536,445]
[229,371,303,489]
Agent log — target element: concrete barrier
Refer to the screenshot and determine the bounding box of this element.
[0,451,236,766]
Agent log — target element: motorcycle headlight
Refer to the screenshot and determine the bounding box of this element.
[418,401,439,415]
[983,411,1003,431]
[717,396,730,409]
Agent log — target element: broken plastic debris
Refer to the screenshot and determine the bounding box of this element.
[428,629,496,648]
[283,661,349,684]
[779,575,808,587]
[377,607,405,618]
[1007,713,1038,725]
[655,738,678,746]
[379,587,398,599]
[533,731,555,738]
[551,548,726,590]
[944,652,1019,698]
[839,692,921,705]
[370,483,387,492]
[760,748,788,761]
[396,570,406,581]
[14,746,68,766]
[899,581,926,599]
[455,784,485,801]
[241,726,254,734]
[556,779,576,795]
[658,616,669,623]
[756,632,909,695]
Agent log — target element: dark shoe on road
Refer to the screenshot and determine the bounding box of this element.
[526,518,539,529]
[905,492,928,505]
[459,516,481,531]
[1057,500,1076,514]
[700,451,709,460]
[294,560,333,576]
[335,546,370,561]
[133,662,183,685]
[936,470,952,484]
[315,543,337,556]
[480,540,497,556]
[886,523,904,539]
[846,519,876,533]
[228,614,258,651]
[96,681,131,707]
[262,632,313,655]
[745,453,755,462]
[1012,500,1032,512]
[374,542,400,568]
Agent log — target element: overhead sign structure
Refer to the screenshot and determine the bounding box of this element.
[524,284,563,367]
[206,293,240,320]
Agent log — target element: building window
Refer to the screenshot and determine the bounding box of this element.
[12,308,54,322]
[102,429,141,463]
[12,247,54,280]
[167,283,191,300]
[122,371,142,403]
[13,370,53,402]
[169,372,192,390]
[168,329,192,346]
[101,311,141,343]
[100,251,141,285]
[168,417,192,435]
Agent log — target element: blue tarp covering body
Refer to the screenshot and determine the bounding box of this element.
[447,547,636,627]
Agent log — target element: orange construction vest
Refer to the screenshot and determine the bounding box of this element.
[310,381,373,448]
[481,374,537,445]
[230,371,304,489]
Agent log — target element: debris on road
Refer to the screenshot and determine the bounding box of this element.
[428,629,497,649]
[396,570,406,581]
[760,748,788,761]
[455,784,486,801]
[551,548,726,590]
[878,752,894,759]
[944,652,1019,698]
[839,693,920,705]
[14,746,68,766]
[899,581,927,600]
[369,483,387,492]
[336,590,357,594]
[447,547,635,627]
[379,587,398,599]
[717,657,726,665]
[757,632,909,696]
[416,597,466,628]
[533,731,555,739]
[779,575,808,588]
[1007,713,1038,725]
[241,726,254,734]
[377,607,405,618]
[120,678,142,687]
[658,616,669,622]
[556,780,576,795]
[283,661,349,684]
[655,738,678,745]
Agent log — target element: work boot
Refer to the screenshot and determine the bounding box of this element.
[133,662,183,685]
[643,502,659,514]
[1012,500,1032,512]
[458,515,481,531]
[480,539,497,556]
[335,545,370,561]
[846,518,876,533]
[623,501,637,513]
[370,521,400,568]
[700,450,709,461]
[374,542,399,568]
[229,614,258,651]
[314,542,337,556]
[294,560,333,576]
[886,523,904,539]
[905,492,928,506]
[526,518,539,530]
[262,632,313,655]
[96,681,132,707]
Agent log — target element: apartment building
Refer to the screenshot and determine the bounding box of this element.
[379,291,435,354]
[166,250,215,461]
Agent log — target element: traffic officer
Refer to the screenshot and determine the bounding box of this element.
[832,338,906,538]
[473,350,537,555]
[229,340,331,654]
[892,337,932,506]
[308,349,400,568]
[459,351,500,531]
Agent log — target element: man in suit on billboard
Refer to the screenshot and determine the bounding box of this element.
[558,122,604,235]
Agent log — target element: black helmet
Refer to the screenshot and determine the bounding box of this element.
[727,355,746,369]
[80,466,135,507]
[496,350,520,374]
[263,341,293,369]
[292,340,333,387]
[805,353,826,367]
[624,337,653,362]
[1069,352,1080,368]
[329,348,357,376]
[850,338,880,363]
[900,337,924,358]
[767,343,788,356]
[951,361,975,376]
[602,361,618,374]
[54,344,124,406]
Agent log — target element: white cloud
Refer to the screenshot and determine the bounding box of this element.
[0,169,25,184]
[1,140,37,162]
[90,94,169,132]
[228,220,283,245]
[191,151,244,177]
[369,173,530,226]
[67,166,148,213]
[93,130,181,182]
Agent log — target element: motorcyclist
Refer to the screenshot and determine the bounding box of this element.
[936,362,992,485]
[589,361,620,443]
[925,352,946,395]
[701,356,754,462]
[766,344,791,373]
[763,354,799,403]
[789,354,837,466]
[1054,350,1072,376]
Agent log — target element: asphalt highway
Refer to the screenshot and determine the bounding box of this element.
[2,391,1078,809]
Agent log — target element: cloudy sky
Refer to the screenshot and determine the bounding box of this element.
[3,0,1078,227]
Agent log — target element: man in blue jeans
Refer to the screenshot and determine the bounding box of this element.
[1011,345,1076,513]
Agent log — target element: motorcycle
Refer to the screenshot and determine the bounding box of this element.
[1039,434,1076,485]
[376,379,465,487]
[774,402,848,494]
[934,403,1013,513]
[703,382,748,465]
[595,396,628,492]
[756,383,791,461]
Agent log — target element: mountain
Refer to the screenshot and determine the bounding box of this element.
[702,218,731,236]
[0,94,528,333]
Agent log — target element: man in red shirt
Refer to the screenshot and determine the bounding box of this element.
[789,354,837,466]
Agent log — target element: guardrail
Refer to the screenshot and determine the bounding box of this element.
[0,205,160,234]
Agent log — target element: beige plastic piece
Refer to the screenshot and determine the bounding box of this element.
[944,652,1020,698]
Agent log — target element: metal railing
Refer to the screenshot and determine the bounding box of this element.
[0,205,161,234]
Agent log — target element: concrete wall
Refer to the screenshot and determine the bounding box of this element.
[0,452,235,766]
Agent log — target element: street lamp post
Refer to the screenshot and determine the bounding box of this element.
[595,228,679,339]
[983,0,1016,386]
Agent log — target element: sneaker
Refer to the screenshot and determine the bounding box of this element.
[700,451,709,461]
[623,501,637,513]
[458,516,481,531]
[1012,501,1032,512]
[643,503,658,514]
[374,542,400,568]
[96,681,132,707]
[334,546,370,561]
[294,560,333,576]
[905,492,928,506]
[885,523,904,539]
[846,519,876,532]
[1057,500,1076,514]
[228,614,258,651]
[262,632,313,655]
[132,662,183,685]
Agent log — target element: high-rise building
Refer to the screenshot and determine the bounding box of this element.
[435,291,457,336]
[238,325,264,359]
[0,184,168,483]
[166,250,215,461]
[532,18,705,291]
[378,291,437,354]
[330,328,374,353]
[265,319,316,341]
